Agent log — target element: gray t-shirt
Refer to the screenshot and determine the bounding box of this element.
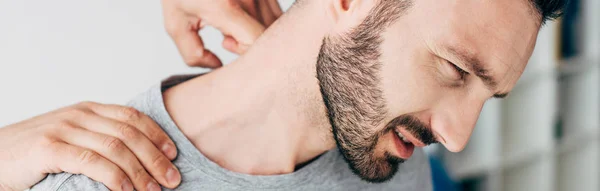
[31,75,432,191]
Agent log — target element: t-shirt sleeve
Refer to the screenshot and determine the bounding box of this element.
[29,173,109,191]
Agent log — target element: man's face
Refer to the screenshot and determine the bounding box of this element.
[316,0,539,182]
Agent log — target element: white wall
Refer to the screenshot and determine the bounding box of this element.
[0,0,294,127]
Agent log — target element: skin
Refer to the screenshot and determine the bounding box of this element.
[0,102,180,191]
[163,0,282,67]
[164,0,539,181]
[378,0,538,152]
[0,1,281,191]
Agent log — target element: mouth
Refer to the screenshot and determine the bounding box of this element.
[391,127,428,159]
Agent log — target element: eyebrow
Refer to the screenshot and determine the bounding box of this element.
[445,46,509,99]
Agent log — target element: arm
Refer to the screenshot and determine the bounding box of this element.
[0,1,282,190]
[0,102,179,191]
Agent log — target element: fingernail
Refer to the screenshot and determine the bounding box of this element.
[147,181,161,191]
[161,143,177,159]
[166,166,181,186]
[121,179,133,191]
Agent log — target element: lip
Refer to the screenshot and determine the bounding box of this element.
[392,130,415,159]
[398,128,427,147]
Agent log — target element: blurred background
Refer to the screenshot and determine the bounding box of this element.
[0,0,597,191]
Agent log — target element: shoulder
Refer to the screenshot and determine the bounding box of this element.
[30,173,108,191]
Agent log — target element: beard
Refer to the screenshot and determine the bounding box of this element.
[315,0,439,183]
[316,33,400,182]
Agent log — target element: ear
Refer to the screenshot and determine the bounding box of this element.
[324,0,376,35]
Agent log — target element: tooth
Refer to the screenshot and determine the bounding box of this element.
[396,131,410,143]
[394,130,410,143]
[402,136,409,142]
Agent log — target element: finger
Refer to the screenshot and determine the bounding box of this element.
[204,4,265,49]
[267,0,283,17]
[177,20,222,68]
[165,13,222,68]
[56,123,159,191]
[72,104,181,189]
[238,0,261,22]
[47,142,133,191]
[82,102,178,160]
[222,35,249,54]
[222,35,237,53]
[257,0,279,27]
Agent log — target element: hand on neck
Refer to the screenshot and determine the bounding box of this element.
[163,2,336,175]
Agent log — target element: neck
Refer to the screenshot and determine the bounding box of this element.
[163,4,335,175]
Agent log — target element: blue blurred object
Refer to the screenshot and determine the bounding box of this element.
[560,0,580,58]
[429,156,458,191]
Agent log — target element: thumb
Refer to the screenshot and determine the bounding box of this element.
[205,5,265,51]
[222,35,251,55]
[170,20,222,68]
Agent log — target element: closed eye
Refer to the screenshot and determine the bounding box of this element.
[447,60,469,80]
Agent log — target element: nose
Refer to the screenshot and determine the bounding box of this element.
[432,99,485,152]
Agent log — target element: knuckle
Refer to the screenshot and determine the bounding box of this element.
[117,123,140,140]
[164,22,179,37]
[151,153,169,168]
[77,101,98,108]
[103,137,126,151]
[62,108,89,119]
[78,150,101,164]
[117,107,141,122]
[45,141,63,155]
[38,133,58,146]
[132,167,149,182]
[222,0,241,10]
[183,55,203,65]
[53,121,77,131]
[145,129,164,144]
